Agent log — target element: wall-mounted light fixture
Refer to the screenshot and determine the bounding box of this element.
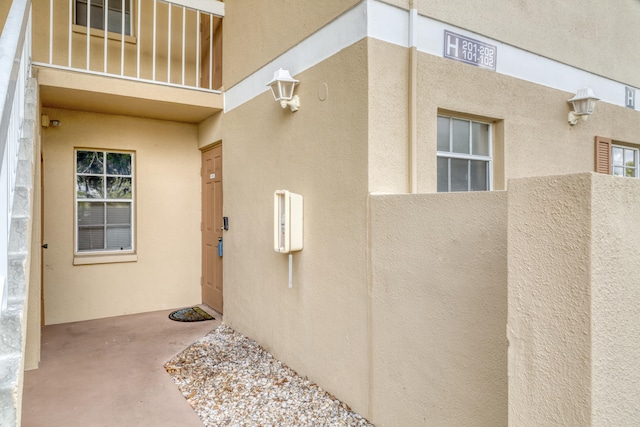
[568,88,599,125]
[41,115,61,127]
[267,68,300,112]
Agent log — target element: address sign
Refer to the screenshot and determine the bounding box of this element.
[444,30,497,71]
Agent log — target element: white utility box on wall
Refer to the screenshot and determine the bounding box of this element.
[274,190,303,253]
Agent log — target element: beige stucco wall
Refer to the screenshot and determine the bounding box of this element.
[222,0,360,88]
[198,111,223,149]
[590,174,640,425]
[508,172,640,425]
[508,173,593,426]
[368,40,409,193]
[41,108,201,325]
[370,192,508,426]
[218,39,371,415]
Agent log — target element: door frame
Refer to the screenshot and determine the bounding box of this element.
[200,142,223,312]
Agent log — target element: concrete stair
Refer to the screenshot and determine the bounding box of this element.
[0,78,37,427]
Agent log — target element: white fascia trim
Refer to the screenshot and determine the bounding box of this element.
[413,15,635,111]
[224,1,368,112]
[224,0,638,113]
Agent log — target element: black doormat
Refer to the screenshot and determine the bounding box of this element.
[169,307,215,322]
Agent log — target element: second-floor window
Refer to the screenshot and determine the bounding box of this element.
[76,0,132,36]
[612,145,639,178]
[594,137,640,178]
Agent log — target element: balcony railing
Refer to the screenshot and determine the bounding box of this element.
[0,0,32,314]
[33,0,223,92]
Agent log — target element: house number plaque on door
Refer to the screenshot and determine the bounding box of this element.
[210,174,216,179]
[444,30,497,71]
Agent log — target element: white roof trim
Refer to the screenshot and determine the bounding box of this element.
[225,0,637,113]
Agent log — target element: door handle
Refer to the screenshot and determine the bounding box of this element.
[41,243,48,249]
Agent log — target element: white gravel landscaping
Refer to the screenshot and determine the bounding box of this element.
[165,324,374,426]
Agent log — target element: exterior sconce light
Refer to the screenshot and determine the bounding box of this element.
[267,68,300,112]
[567,88,599,125]
[41,115,61,127]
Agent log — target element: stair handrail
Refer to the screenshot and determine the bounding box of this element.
[0,0,31,158]
[0,0,32,313]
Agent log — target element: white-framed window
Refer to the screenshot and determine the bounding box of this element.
[611,145,639,178]
[76,0,132,36]
[76,149,134,253]
[437,115,492,192]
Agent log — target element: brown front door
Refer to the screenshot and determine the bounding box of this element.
[201,144,223,313]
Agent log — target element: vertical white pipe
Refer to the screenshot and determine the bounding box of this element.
[136,0,141,78]
[408,4,418,193]
[68,0,72,67]
[152,0,156,81]
[181,6,185,85]
[167,3,171,83]
[49,0,53,64]
[104,0,108,72]
[120,0,125,75]
[288,253,293,288]
[86,0,91,69]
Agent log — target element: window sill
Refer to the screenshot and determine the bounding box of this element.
[74,253,137,265]
[72,25,137,44]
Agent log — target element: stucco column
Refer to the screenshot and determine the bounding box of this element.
[508,173,592,426]
[508,172,640,426]
[589,173,640,425]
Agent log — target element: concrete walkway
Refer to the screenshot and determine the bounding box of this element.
[22,307,220,427]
